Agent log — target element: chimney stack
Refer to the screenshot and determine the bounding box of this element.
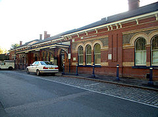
[47,34,50,38]
[40,34,42,40]
[44,31,47,39]
[44,31,51,39]
[20,41,22,46]
[128,0,140,10]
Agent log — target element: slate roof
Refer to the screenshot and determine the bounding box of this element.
[65,1,158,34]
[15,39,40,49]
[18,2,158,47]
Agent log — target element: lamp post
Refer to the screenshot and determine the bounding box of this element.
[116,64,120,81]
[92,63,95,78]
[148,67,153,85]
[76,63,78,76]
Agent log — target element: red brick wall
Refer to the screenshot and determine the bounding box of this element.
[123,48,134,62]
[69,16,158,80]
[9,50,15,60]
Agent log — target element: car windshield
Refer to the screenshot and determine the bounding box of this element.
[40,61,53,65]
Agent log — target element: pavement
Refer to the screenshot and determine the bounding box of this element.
[15,69,158,91]
[61,72,158,91]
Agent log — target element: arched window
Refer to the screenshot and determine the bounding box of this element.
[94,43,101,65]
[151,35,158,66]
[135,37,146,66]
[86,44,91,65]
[78,46,83,65]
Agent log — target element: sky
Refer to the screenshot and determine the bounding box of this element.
[0,0,157,51]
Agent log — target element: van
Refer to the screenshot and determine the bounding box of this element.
[0,60,15,70]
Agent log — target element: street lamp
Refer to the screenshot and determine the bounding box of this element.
[92,63,95,78]
[116,64,120,81]
[76,63,78,76]
[148,67,153,85]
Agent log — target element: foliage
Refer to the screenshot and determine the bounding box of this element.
[0,48,3,54]
[10,43,20,49]
[0,47,8,54]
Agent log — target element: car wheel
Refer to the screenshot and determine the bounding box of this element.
[36,70,40,76]
[8,67,13,70]
[26,68,30,74]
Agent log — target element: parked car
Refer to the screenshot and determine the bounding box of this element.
[26,61,59,76]
[0,60,14,70]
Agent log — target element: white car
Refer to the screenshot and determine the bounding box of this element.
[26,61,59,76]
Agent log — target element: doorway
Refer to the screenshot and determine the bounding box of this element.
[59,49,65,71]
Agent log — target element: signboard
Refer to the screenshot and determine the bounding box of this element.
[68,53,71,59]
[108,54,112,60]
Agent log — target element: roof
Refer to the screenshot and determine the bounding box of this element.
[15,39,40,49]
[18,2,158,47]
[65,1,158,34]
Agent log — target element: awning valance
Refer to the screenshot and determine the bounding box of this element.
[16,41,70,54]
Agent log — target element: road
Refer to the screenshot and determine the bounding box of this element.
[0,70,158,117]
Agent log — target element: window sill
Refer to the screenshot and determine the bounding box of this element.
[132,66,158,69]
[132,66,149,69]
[78,65,101,67]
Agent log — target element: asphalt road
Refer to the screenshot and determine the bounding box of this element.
[0,70,158,117]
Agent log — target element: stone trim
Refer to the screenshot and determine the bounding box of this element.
[122,26,158,35]
[101,62,108,66]
[123,62,134,66]
[123,28,158,47]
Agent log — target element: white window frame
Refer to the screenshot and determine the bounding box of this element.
[135,37,146,66]
[86,45,92,65]
[94,44,101,65]
[151,36,158,66]
[78,46,83,65]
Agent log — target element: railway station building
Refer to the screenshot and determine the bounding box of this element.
[9,0,158,80]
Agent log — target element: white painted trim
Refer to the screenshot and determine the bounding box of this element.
[63,11,158,37]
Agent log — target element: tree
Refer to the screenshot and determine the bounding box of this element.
[10,43,20,49]
[0,48,3,54]
[0,47,8,54]
[3,49,8,54]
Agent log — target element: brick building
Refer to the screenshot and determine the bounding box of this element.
[9,0,158,80]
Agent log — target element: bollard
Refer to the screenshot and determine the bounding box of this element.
[116,64,120,81]
[92,64,95,78]
[76,63,78,76]
[62,64,65,75]
[148,67,153,85]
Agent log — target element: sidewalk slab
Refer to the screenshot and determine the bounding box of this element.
[62,73,158,91]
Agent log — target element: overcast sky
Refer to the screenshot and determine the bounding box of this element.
[0,0,157,50]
